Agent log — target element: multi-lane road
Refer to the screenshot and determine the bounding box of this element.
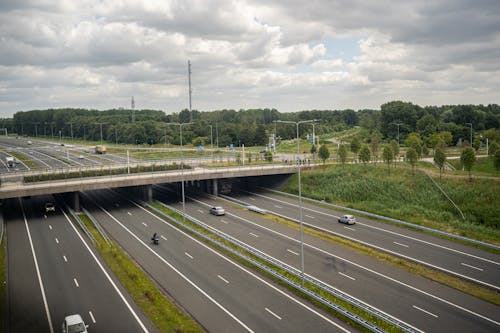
[153,185,500,333]
[4,196,155,332]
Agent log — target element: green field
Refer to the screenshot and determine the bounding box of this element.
[281,164,500,245]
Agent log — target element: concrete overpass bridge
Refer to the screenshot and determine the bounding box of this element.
[0,164,300,210]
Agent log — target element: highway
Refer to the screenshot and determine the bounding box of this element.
[227,188,500,290]
[4,195,155,332]
[80,188,355,333]
[156,187,500,333]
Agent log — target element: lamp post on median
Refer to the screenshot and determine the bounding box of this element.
[169,122,192,221]
[275,119,316,287]
[208,124,213,162]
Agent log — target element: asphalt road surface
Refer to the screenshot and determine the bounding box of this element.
[228,188,500,290]
[4,195,156,333]
[156,187,500,333]
[81,188,355,333]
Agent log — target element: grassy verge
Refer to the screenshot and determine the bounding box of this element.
[77,214,203,333]
[260,212,500,306]
[0,230,5,333]
[148,201,402,333]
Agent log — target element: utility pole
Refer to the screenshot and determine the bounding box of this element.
[32,122,40,137]
[188,60,192,122]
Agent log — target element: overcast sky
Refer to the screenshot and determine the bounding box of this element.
[1,0,499,117]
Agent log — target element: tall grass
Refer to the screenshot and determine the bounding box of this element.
[281,164,500,244]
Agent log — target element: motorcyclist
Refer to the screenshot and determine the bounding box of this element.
[152,232,159,244]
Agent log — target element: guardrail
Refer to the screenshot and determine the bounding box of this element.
[82,207,112,247]
[147,201,420,333]
[67,206,96,245]
[263,188,500,251]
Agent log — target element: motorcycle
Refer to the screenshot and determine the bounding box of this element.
[151,234,159,245]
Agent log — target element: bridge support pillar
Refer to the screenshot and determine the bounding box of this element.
[143,184,153,202]
[72,192,80,212]
[212,178,218,196]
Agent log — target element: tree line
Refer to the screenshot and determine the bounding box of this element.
[0,101,497,149]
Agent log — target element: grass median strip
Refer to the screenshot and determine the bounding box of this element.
[261,213,500,306]
[148,201,402,333]
[76,214,203,333]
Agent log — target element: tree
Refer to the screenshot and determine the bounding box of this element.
[434,148,446,179]
[370,132,381,163]
[310,144,317,154]
[338,144,347,166]
[382,146,394,174]
[494,150,500,174]
[350,137,361,162]
[318,144,330,165]
[264,150,273,162]
[359,145,371,165]
[490,142,500,156]
[461,147,476,181]
[406,148,418,174]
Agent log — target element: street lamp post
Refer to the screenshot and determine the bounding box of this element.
[394,123,403,146]
[95,122,107,145]
[275,119,316,286]
[208,124,213,161]
[465,122,473,146]
[169,122,192,221]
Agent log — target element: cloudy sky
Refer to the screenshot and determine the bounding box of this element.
[1,0,499,117]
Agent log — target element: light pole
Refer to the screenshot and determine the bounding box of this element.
[208,124,213,161]
[275,119,316,286]
[32,122,40,137]
[169,122,192,221]
[465,122,473,146]
[95,122,107,145]
[394,122,403,146]
[68,122,74,141]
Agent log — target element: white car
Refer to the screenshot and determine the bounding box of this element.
[338,214,356,225]
[209,206,225,216]
[62,314,88,333]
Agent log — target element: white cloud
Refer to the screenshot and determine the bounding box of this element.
[0,0,499,115]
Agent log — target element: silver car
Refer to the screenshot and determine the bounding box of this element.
[209,206,225,216]
[62,314,88,333]
[338,214,356,225]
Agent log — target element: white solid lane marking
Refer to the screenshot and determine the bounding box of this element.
[218,275,230,284]
[287,249,299,256]
[343,226,356,231]
[185,252,193,259]
[135,198,351,333]
[265,308,282,320]
[55,238,59,244]
[413,305,438,318]
[89,311,96,324]
[197,209,204,214]
[61,209,150,333]
[95,203,254,333]
[305,214,315,219]
[142,222,148,227]
[274,205,283,209]
[461,263,484,271]
[74,278,79,288]
[49,225,52,230]
[220,219,228,224]
[127,212,132,216]
[161,235,168,241]
[249,232,259,238]
[393,241,409,248]
[21,200,54,333]
[338,272,356,281]
[249,197,256,201]
[63,256,68,262]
